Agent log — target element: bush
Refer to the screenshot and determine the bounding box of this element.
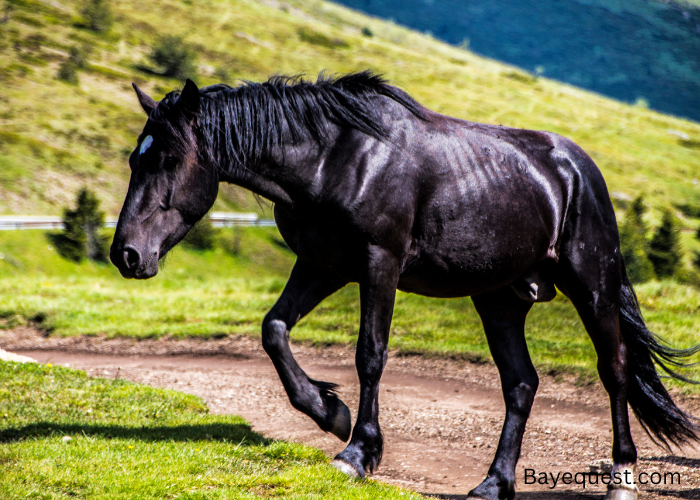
[148,35,198,79]
[68,45,91,69]
[619,195,655,283]
[57,59,79,84]
[648,209,682,278]
[361,26,373,37]
[56,45,90,84]
[54,187,109,262]
[183,216,217,251]
[80,0,113,33]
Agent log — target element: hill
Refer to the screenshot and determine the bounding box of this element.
[0,0,699,224]
[333,0,700,121]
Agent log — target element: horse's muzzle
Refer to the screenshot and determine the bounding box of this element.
[110,244,158,279]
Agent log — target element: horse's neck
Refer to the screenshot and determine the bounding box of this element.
[220,134,332,211]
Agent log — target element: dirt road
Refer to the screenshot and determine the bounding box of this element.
[2,328,700,499]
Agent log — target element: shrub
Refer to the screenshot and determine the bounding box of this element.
[361,26,373,37]
[148,35,198,78]
[57,59,78,84]
[57,45,90,84]
[68,45,91,69]
[648,209,682,278]
[619,195,655,283]
[80,0,113,33]
[183,215,217,251]
[54,187,109,262]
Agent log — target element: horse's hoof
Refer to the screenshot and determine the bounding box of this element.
[329,401,351,442]
[331,459,361,478]
[466,493,489,499]
[467,475,514,500]
[605,489,637,500]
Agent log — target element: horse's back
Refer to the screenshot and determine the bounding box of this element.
[398,112,613,297]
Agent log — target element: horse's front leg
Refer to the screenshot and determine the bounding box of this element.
[262,260,351,440]
[332,245,399,477]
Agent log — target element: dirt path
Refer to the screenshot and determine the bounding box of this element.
[3,328,700,499]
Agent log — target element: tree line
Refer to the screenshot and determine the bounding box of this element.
[619,195,697,283]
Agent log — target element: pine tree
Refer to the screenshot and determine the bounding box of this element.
[149,35,198,79]
[648,209,682,279]
[619,195,655,282]
[694,225,700,271]
[57,188,109,262]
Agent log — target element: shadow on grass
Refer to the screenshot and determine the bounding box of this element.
[425,492,603,499]
[0,421,271,445]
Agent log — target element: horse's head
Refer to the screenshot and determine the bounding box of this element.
[110,79,219,279]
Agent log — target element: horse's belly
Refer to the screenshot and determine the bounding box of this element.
[397,259,526,298]
[398,224,554,298]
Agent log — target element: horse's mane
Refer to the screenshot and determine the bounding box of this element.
[148,71,428,170]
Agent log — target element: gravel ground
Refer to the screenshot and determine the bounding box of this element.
[3,327,700,499]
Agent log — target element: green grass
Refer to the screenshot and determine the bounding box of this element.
[0,360,421,500]
[0,0,699,222]
[2,229,700,391]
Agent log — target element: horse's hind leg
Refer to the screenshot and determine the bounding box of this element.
[469,287,535,500]
[262,259,351,441]
[559,248,638,500]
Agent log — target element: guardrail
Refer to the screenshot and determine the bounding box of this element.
[0,213,276,230]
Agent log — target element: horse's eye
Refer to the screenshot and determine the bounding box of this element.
[163,156,179,170]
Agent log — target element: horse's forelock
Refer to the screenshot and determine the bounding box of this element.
[146,92,198,159]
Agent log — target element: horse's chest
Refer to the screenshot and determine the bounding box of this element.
[274,210,363,279]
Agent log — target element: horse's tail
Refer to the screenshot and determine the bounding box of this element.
[620,260,700,448]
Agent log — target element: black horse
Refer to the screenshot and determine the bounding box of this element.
[111,72,697,500]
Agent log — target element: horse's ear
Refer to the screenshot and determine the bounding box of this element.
[132,83,157,116]
[179,78,200,115]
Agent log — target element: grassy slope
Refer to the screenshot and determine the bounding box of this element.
[3,229,700,390]
[0,360,419,499]
[0,0,699,221]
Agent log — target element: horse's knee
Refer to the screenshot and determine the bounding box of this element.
[507,380,537,416]
[261,316,288,357]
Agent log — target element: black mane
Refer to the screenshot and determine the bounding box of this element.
[148,71,428,171]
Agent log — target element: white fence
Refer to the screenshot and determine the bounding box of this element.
[0,213,276,230]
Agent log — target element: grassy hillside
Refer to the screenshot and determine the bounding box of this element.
[0,0,699,224]
[0,360,420,499]
[3,229,700,391]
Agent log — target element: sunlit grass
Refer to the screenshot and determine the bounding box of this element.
[0,361,421,499]
[2,230,700,391]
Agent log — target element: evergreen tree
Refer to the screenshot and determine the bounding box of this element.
[619,195,655,282]
[57,188,109,262]
[80,0,113,33]
[149,35,198,79]
[694,225,700,271]
[648,209,682,278]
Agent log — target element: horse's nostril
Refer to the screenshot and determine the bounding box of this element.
[123,247,141,270]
